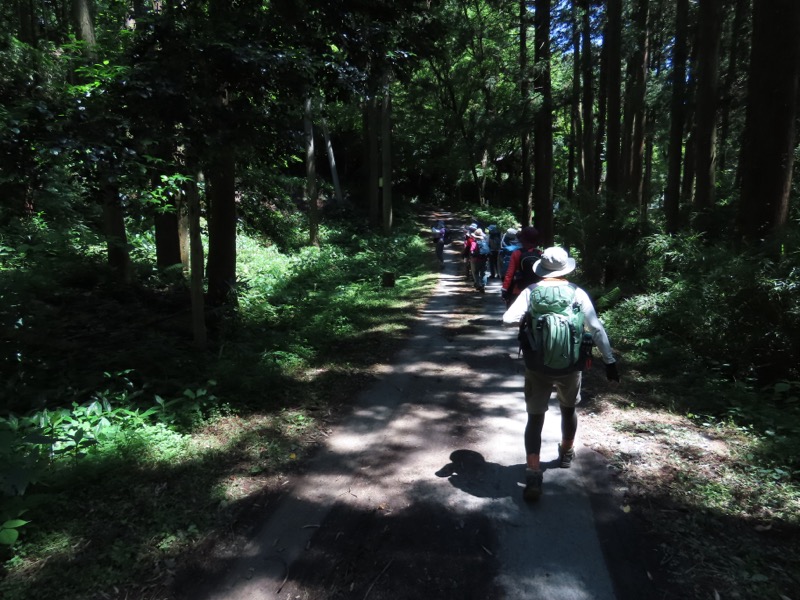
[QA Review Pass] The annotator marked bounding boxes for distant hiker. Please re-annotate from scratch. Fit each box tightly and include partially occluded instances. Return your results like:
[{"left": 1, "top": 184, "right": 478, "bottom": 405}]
[
  {"left": 497, "top": 228, "right": 521, "bottom": 281},
  {"left": 500, "top": 227, "right": 519, "bottom": 249},
  {"left": 462, "top": 223, "right": 478, "bottom": 281},
  {"left": 501, "top": 226, "right": 542, "bottom": 308},
  {"left": 502, "top": 247, "right": 619, "bottom": 502},
  {"left": 431, "top": 220, "right": 447, "bottom": 267},
  {"left": 469, "top": 228, "right": 490, "bottom": 293},
  {"left": 486, "top": 225, "right": 502, "bottom": 279}
]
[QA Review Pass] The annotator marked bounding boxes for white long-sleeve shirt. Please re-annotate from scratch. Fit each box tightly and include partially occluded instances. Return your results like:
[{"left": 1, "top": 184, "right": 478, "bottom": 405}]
[{"left": 502, "top": 279, "right": 616, "bottom": 365}]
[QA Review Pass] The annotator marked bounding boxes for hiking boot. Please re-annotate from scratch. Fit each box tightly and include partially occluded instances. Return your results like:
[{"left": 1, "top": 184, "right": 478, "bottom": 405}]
[
  {"left": 558, "top": 444, "right": 575, "bottom": 468},
  {"left": 523, "top": 469, "right": 543, "bottom": 502}
]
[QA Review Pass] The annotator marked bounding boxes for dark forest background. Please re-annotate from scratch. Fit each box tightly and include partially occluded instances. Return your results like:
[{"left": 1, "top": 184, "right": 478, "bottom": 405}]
[{"left": 1, "top": 1, "right": 799, "bottom": 598}]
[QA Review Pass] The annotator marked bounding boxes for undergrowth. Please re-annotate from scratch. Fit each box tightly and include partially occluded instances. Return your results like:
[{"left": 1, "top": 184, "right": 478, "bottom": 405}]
[{"left": 0, "top": 210, "right": 437, "bottom": 600}]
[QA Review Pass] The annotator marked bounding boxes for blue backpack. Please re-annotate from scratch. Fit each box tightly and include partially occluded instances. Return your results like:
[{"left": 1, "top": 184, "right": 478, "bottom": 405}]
[
  {"left": 472, "top": 237, "right": 491, "bottom": 256},
  {"left": 498, "top": 244, "right": 521, "bottom": 278}
]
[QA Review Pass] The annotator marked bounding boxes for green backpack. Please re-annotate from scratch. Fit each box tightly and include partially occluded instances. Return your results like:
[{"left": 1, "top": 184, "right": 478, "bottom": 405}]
[{"left": 518, "top": 283, "right": 590, "bottom": 374}]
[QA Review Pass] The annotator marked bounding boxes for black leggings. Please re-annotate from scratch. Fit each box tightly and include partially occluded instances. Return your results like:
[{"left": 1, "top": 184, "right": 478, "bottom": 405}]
[{"left": 524, "top": 406, "right": 577, "bottom": 455}]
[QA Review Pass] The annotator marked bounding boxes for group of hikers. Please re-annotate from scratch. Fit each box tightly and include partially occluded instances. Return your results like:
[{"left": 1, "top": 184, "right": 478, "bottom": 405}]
[{"left": 430, "top": 217, "right": 620, "bottom": 502}]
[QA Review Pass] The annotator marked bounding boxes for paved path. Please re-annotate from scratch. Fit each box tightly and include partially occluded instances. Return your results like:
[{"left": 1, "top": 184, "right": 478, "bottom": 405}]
[{"left": 188, "top": 214, "right": 653, "bottom": 600}]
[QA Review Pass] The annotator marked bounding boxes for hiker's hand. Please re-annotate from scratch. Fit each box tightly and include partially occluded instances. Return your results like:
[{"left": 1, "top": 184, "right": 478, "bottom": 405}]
[
  {"left": 605, "top": 362, "right": 620, "bottom": 382},
  {"left": 501, "top": 289, "right": 510, "bottom": 301}
]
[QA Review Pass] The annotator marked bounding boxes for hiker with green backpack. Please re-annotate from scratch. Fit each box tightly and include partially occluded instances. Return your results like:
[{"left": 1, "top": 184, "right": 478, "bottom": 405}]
[{"left": 502, "top": 246, "right": 619, "bottom": 502}]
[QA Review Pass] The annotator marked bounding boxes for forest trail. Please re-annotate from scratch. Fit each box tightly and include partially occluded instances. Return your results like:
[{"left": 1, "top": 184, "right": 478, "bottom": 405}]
[{"left": 178, "top": 212, "right": 654, "bottom": 600}]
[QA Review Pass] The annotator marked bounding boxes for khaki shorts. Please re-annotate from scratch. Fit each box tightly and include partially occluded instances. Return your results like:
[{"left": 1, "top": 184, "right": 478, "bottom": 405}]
[{"left": 524, "top": 369, "right": 582, "bottom": 414}]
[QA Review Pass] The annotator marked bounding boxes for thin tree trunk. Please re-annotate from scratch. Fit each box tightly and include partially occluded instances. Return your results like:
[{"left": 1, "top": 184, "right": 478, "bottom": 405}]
[
  {"left": 205, "top": 151, "right": 236, "bottom": 307},
  {"left": 738, "top": 0, "right": 800, "bottom": 243},
  {"left": 185, "top": 168, "right": 206, "bottom": 348},
  {"left": 580, "top": 0, "right": 595, "bottom": 203},
  {"left": 533, "top": 0, "right": 553, "bottom": 245},
  {"left": 629, "top": 0, "right": 650, "bottom": 210},
  {"left": 665, "top": 0, "right": 689, "bottom": 234},
  {"left": 102, "top": 182, "right": 131, "bottom": 282},
  {"left": 604, "top": 0, "right": 623, "bottom": 205},
  {"left": 681, "top": 37, "right": 699, "bottom": 206},
  {"left": 718, "top": 0, "right": 748, "bottom": 172},
  {"left": 520, "top": 0, "right": 533, "bottom": 225},
  {"left": 594, "top": 23, "right": 608, "bottom": 196},
  {"left": 567, "top": 4, "right": 586, "bottom": 202},
  {"left": 367, "top": 95, "right": 380, "bottom": 228},
  {"left": 319, "top": 101, "right": 343, "bottom": 206},
  {"left": 304, "top": 96, "right": 319, "bottom": 247},
  {"left": 381, "top": 83, "right": 392, "bottom": 235},
  {"left": 694, "top": 0, "right": 723, "bottom": 213},
  {"left": 177, "top": 193, "right": 190, "bottom": 273}
]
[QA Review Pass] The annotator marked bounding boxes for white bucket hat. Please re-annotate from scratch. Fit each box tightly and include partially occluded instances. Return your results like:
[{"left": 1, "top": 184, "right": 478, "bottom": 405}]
[{"left": 533, "top": 247, "right": 576, "bottom": 278}]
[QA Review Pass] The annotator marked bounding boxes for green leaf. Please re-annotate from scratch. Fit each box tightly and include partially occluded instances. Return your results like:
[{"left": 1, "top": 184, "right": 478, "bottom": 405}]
[
  {"left": 0, "top": 528, "right": 19, "bottom": 545},
  {"left": 2, "top": 519, "right": 29, "bottom": 529}
]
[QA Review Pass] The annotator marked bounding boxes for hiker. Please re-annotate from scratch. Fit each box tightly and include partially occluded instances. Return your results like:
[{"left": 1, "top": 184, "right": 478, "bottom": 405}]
[
  {"left": 502, "top": 246, "right": 619, "bottom": 502},
  {"left": 500, "top": 226, "right": 542, "bottom": 308},
  {"left": 500, "top": 227, "right": 519, "bottom": 249},
  {"left": 487, "top": 225, "right": 502, "bottom": 279},
  {"left": 469, "top": 228, "right": 490, "bottom": 293},
  {"left": 497, "top": 228, "right": 521, "bottom": 281},
  {"left": 462, "top": 223, "right": 478, "bottom": 281},
  {"left": 431, "top": 220, "right": 447, "bottom": 267}
]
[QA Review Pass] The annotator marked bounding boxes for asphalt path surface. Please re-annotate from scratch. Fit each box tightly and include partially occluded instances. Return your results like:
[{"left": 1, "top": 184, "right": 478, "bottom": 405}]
[{"left": 185, "top": 214, "right": 655, "bottom": 600}]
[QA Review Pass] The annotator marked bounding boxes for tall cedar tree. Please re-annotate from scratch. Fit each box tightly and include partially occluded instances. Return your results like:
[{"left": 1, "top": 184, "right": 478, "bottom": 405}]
[
  {"left": 520, "top": 0, "right": 533, "bottom": 225},
  {"left": 664, "top": 0, "right": 689, "bottom": 234},
  {"left": 693, "top": 0, "right": 723, "bottom": 214},
  {"left": 604, "top": 0, "right": 623, "bottom": 210},
  {"left": 738, "top": 0, "right": 800, "bottom": 243},
  {"left": 533, "top": 0, "right": 554, "bottom": 243}
]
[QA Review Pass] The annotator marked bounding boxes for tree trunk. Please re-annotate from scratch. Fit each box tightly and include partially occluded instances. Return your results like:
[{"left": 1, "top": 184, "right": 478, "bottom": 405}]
[
  {"left": 72, "top": 0, "right": 96, "bottom": 50},
  {"left": 102, "top": 182, "right": 131, "bottom": 282},
  {"left": 533, "top": 0, "right": 553, "bottom": 245},
  {"left": 594, "top": 23, "right": 608, "bottom": 196},
  {"left": 185, "top": 168, "right": 206, "bottom": 348},
  {"left": 154, "top": 208, "right": 181, "bottom": 269},
  {"left": 693, "top": 0, "right": 723, "bottom": 213},
  {"left": 681, "top": 37, "right": 699, "bottom": 206},
  {"left": 304, "top": 96, "right": 319, "bottom": 247},
  {"left": 568, "top": 3, "right": 582, "bottom": 201},
  {"left": 580, "top": 0, "right": 595, "bottom": 204},
  {"left": 738, "top": 0, "right": 800, "bottom": 243},
  {"left": 664, "top": 0, "right": 689, "bottom": 235},
  {"left": 604, "top": 0, "right": 623, "bottom": 205},
  {"left": 319, "top": 101, "right": 343, "bottom": 206},
  {"left": 17, "top": 0, "right": 36, "bottom": 44},
  {"left": 520, "top": 0, "right": 533, "bottom": 225},
  {"left": 205, "top": 151, "right": 237, "bottom": 307},
  {"left": 177, "top": 193, "right": 190, "bottom": 274},
  {"left": 367, "top": 95, "right": 380, "bottom": 228},
  {"left": 381, "top": 83, "right": 392, "bottom": 235},
  {"left": 718, "top": 0, "right": 748, "bottom": 172},
  {"left": 628, "top": 0, "right": 650, "bottom": 211}
]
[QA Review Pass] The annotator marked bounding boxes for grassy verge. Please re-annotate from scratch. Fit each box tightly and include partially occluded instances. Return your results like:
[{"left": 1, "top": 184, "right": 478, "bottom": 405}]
[
  {"left": 583, "top": 300, "right": 800, "bottom": 599},
  {"left": 0, "top": 215, "right": 439, "bottom": 600}
]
